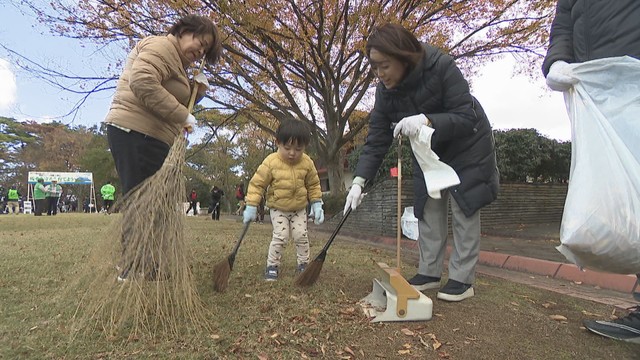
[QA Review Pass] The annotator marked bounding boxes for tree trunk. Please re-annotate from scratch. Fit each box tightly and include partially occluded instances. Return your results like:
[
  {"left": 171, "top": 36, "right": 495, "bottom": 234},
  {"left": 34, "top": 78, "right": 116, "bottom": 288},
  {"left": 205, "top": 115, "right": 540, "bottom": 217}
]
[{"left": 324, "top": 154, "right": 345, "bottom": 196}]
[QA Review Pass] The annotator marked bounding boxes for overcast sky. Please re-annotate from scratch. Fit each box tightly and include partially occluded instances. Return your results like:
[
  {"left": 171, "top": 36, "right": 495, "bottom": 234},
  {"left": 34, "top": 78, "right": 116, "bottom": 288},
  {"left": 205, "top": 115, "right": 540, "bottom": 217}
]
[{"left": 0, "top": 4, "right": 571, "bottom": 142}]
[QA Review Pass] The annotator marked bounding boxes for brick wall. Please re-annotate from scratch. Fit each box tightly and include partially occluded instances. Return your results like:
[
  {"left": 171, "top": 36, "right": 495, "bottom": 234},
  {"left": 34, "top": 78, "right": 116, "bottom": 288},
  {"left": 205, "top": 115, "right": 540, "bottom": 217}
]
[{"left": 329, "top": 179, "right": 567, "bottom": 238}]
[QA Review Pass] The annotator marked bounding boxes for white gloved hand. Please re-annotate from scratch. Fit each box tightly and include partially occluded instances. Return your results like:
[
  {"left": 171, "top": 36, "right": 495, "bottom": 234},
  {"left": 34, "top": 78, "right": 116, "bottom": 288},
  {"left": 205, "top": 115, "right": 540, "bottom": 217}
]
[
  {"left": 309, "top": 201, "right": 324, "bottom": 225},
  {"left": 546, "top": 61, "right": 577, "bottom": 92},
  {"left": 393, "top": 113, "right": 429, "bottom": 138},
  {"left": 343, "top": 176, "right": 366, "bottom": 215},
  {"left": 243, "top": 205, "right": 257, "bottom": 224},
  {"left": 184, "top": 113, "right": 197, "bottom": 133},
  {"left": 194, "top": 72, "right": 209, "bottom": 90}
]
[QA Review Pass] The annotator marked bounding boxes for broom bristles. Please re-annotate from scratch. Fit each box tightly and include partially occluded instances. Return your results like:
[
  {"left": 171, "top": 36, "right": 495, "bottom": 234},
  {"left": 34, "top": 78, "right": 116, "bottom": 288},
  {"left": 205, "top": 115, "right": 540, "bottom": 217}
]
[
  {"left": 212, "top": 257, "right": 232, "bottom": 292},
  {"left": 66, "top": 134, "right": 215, "bottom": 341},
  {"left": 294, "top": 258, "right": 325, "bottom": 287}
]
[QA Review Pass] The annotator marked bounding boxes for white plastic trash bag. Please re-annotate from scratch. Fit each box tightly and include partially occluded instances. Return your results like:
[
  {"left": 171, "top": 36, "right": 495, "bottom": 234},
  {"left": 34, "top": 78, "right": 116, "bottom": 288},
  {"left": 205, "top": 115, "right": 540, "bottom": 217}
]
[
  {"left": 409, "top": 126, "right": 460, "bottom": 199},
  {"left": 401, "top": 206, "right": 419, "bottom": 240},
  {"left": 557, "top": 56, "right": 640, "bottom": 274}
]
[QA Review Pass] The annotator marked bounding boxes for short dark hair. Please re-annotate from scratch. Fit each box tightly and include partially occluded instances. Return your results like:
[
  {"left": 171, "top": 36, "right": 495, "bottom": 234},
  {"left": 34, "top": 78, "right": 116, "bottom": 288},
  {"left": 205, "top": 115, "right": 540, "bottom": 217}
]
[
  {"left": 276, "top": 120, "right": 311, "bottom": 146},
  {"left": 168, "top": 14, "right": 222, "bottom": 64},
  {"left": 366, "top": 23, "right": 424, "bottom": 69}
]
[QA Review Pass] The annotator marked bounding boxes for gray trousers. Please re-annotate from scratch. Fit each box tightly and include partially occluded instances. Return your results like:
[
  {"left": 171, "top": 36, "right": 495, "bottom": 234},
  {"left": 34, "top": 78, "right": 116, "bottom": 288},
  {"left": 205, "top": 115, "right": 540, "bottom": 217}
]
[{"left": 417, "top": 190, "right": 481, "bottom": 285}]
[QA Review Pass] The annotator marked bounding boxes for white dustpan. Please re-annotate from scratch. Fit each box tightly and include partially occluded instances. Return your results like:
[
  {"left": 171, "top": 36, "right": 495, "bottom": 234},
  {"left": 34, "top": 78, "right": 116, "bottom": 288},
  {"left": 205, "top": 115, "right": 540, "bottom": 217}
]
[{"left": 360, "top": 137, "right": 432, "bottom": 322}]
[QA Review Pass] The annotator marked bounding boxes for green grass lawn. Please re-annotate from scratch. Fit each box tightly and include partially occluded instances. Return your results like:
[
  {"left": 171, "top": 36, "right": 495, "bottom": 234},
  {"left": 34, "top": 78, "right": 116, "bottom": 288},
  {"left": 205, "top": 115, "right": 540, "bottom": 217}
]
[{"left": 1, "top": 213, "right": 638, "bottom": 359}]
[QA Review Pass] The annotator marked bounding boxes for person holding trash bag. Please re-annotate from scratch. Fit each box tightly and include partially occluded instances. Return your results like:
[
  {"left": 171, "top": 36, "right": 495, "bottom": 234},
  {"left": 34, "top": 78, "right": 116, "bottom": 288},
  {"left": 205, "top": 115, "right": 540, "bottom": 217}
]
[
  {"left": 344, "top": 23, "right": 499, "bottom": 302},
  {"left": 543, "top": 0, "right": 640, "bottom": 344}
]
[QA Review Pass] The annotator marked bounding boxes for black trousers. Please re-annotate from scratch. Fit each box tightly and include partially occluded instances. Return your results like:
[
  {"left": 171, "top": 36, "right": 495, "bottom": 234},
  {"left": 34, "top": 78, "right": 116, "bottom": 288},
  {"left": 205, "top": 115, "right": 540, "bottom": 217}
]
[
  {"left": 211, "top": 201, "right": 220, "bottom": 220},
  {"left": 186, "top": 200, "right": 198, "bottom": 215},
  {"left": 107, "top": 125, "right": 170, "bottom": 195},
  {"left": 46, "top": 197, "right": 59, "bottom": 215},
  {"left": 107, "top": 125, "right": 171, "bottom": 279},
  {"left": 34, "top": 199, "right": 45, "bottom": 215}
]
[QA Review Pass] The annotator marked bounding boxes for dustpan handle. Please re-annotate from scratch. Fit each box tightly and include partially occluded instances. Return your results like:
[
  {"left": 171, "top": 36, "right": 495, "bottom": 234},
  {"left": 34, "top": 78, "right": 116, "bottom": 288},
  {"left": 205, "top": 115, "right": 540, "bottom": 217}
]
[{"left": 396, "top": 136, "right": 402, "bottom": 269}]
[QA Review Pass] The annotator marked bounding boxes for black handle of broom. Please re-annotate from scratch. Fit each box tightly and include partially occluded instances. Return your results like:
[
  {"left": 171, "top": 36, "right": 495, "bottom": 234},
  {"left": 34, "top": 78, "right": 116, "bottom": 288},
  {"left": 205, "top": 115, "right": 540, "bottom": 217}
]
[
  {"left": 228, "top": 221, "right": 250, "bottom": 267},
  {"left": 314, "top": 207, "right": 352, "bottom": 261}
]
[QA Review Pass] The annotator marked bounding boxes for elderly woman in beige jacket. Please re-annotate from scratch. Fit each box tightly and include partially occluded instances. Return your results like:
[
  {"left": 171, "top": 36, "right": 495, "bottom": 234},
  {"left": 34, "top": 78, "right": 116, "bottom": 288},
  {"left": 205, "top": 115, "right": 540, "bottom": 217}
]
[
  {"left": 105, "top": 14, "right": 222, "bottom": 281},
  {"left": 105, "top": 14, "right": 222, "bottom": 196}
]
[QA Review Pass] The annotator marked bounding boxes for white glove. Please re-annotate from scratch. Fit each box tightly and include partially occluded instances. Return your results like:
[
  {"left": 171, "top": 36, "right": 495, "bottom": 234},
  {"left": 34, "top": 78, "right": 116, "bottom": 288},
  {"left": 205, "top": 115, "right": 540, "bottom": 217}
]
[
  {"left": 243, "top": 205, "right": 257, "bottom": 224},
  {"left": 393, "top": 113, "right": 429, "bottom": 138},
  {"left": 546, "top": 61, "right": 577, "bottom": 92},
  {"left": 309, "top": 202, "right": 324, "bottom": 225},
  {"left": 343, "top": 176, "right": 366, "bottom": 215},
  {"left": 184, "top": 113, "right": 196, "bottom": 133},
  {"left": 194, "top": 72, "right": 209, "bottom": 90}
]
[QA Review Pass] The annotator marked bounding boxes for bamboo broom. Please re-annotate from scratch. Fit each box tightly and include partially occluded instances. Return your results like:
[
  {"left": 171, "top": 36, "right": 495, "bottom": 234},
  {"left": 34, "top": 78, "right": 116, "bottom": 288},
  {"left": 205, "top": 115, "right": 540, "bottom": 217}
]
[
  {"left": 212, "top": 221, "right": 250, "bottom": 292},
  {"left": 294, "top": 207, "right": 353, "bottom": 287},
  {"left": 71, "top": 60, "right": 211, "bottom": 340}
]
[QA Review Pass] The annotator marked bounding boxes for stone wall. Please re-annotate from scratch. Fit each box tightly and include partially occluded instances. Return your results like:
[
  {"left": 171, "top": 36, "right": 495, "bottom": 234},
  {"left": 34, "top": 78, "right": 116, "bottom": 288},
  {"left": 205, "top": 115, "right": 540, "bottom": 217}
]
[{"left": 329, "top": 179, "right": 568, "bottom": 238}]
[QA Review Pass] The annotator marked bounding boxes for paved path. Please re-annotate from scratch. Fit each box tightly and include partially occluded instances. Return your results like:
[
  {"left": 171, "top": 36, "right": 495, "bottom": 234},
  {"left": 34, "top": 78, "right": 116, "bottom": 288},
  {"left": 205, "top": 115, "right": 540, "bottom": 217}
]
[
  {"left": 218, "top": 214, "right": 638, "bottom": 310},
  {"left": 308, "top": 221, "right": 639, "bottom": 311}
]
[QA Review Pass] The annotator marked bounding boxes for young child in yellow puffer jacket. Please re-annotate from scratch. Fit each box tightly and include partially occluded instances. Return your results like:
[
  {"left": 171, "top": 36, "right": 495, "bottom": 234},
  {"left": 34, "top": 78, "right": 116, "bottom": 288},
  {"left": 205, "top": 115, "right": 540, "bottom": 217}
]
[{"left": 243, "top": 120, "right": 324, "bottom": 281}]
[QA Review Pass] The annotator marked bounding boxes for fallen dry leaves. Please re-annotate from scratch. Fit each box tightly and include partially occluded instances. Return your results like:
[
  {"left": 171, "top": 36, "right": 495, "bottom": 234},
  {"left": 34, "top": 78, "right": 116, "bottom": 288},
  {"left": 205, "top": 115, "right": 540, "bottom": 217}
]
[{"left": 550, "top": 314, "right": 568, "bottom": 322}]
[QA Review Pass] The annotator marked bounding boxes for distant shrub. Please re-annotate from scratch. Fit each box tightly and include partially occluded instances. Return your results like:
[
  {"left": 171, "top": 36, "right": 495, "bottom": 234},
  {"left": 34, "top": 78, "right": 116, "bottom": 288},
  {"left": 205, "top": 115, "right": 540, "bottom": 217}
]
[{"left": 322, "top": 192, "right": 345, "bottom": 217}]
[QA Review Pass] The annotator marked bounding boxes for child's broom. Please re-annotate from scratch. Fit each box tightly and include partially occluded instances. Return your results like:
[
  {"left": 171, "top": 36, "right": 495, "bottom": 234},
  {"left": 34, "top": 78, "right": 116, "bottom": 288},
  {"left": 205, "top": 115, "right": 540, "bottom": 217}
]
[
  {"left": 212, "top": 221, "right": 250, "bottom": 292},
  {"left": 294, "top": 207, "right": 353, "bottom": 287}
]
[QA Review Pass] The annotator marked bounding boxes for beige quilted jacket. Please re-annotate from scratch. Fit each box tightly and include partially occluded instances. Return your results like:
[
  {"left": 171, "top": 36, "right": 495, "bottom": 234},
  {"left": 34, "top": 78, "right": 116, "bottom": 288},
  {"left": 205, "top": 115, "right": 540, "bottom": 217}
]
[{"left": 104, "top": 35, "right": 193, "bottom": 145}]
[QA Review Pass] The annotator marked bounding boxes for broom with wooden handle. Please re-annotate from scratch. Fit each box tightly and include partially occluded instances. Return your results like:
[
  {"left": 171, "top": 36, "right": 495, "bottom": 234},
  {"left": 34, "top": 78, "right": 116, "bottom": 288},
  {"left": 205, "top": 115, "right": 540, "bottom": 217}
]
[
  {"left": 294, "top": 207, "right": 353, "bottom": 287},
  {"left": 212, "top": 221, "right": 250, "bottom": 292},
  {"left": 74, "top": 60, "right": 212, "bottom": 340}
]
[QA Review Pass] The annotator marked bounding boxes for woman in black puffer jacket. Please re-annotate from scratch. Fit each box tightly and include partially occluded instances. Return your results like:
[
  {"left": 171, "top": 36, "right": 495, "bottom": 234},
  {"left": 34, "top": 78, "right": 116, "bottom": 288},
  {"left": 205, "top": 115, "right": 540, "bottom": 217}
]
[
  {"left": 344, "top": 24, "right": 499, "bottom": 302},
  {"left": 542, "top": 0, "right": 640, "bottom": 77}
]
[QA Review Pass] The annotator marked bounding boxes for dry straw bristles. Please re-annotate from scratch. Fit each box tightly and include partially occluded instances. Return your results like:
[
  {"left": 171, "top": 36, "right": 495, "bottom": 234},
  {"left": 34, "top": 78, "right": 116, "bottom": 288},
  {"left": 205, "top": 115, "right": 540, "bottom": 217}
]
[
  {"left": 212, "top": 222, "right": 250, "bottom": 292},
  {"left": 68, "top": 134, "right": 213, "bottom": 341},
  {"left": 295, "top": 208, "right": 352, "bottom": 287}
]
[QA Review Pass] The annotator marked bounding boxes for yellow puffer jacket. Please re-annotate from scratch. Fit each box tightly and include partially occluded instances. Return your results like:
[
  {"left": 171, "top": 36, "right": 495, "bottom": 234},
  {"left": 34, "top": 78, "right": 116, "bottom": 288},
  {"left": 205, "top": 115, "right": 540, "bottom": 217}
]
[
  {"left": 104, "top": 35, "right": 193, "bottom": 146},
  {"left": 246, "top": 152, "right": 322, "bottom": 212}
]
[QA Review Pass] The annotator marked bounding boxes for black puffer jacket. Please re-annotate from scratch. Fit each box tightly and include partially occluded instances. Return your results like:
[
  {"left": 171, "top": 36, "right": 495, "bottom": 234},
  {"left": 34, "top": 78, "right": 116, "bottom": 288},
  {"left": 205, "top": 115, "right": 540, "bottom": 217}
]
[
  {"left": 542, "top": 0, "right": 640, "bottom": 76},
  {"left": 354, "top": 44, "right": 499, "bottom": 218}
]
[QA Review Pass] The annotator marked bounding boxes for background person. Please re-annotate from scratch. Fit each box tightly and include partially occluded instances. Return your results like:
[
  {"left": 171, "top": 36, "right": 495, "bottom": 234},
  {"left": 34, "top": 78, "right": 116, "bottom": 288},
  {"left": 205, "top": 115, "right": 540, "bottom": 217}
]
[
  {"left": 255, "top": 195, "right": 266, "bottom": 224},
  {"left": 102, "top": 14, "right": 222, "bottom": 281},
  {"left": 543, "top": 0, "right": 640, "bottom": 343},
  {"left": 0, "top": 185, "right": 5, "bottom": 213},
  {"left": 243, "top": 120, "right": 324, "bottom": 281},
  {"left": 100, "top": 181, "right": 116, "bottom": 213},
  {"left": 33, "top": 178, "right": 46, "bottom": 216},
  {"left": 45, "top": 180, "right": 62, "bottom": 216},
  {"left": 234, "top": 183, "right": 245, "bottom": 216},
  {"left": 344, "top": 24, "right": 499, "bottom": 302},
  {"left": 6, "top": 185, "right": 20, "bottom": 214},
  {"left": 186, "top": 189, "right": 198, "bottom": 215},
  {"left": 209, "top": 185, "right": 224, "bottom": 220}
]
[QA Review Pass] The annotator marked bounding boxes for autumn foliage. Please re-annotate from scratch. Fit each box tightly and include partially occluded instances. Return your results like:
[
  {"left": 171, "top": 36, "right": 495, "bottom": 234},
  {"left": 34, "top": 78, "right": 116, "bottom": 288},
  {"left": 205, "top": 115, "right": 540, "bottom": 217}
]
[{"left": 24, "top": 0, "right": 557, "bottom": 193}]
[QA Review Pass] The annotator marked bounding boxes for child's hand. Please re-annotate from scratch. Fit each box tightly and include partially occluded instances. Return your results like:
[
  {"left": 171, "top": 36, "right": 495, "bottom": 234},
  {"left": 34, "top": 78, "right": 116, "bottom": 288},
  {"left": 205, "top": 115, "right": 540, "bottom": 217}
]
[
  {"left": 309, "top": 202, "right": 324, "bottom": 225},
  {"left": 243, "top": 205, "right": 257, "bottom": 224}
]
